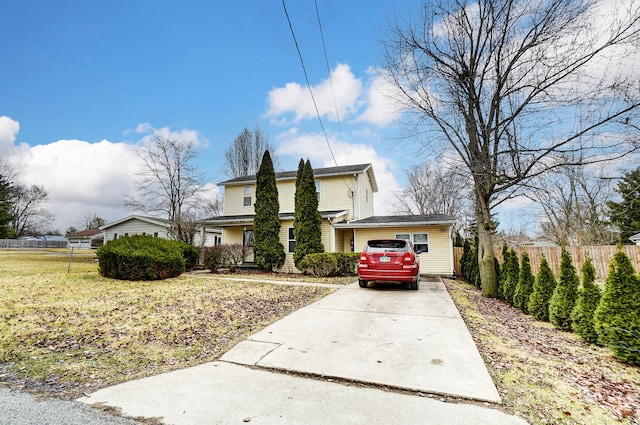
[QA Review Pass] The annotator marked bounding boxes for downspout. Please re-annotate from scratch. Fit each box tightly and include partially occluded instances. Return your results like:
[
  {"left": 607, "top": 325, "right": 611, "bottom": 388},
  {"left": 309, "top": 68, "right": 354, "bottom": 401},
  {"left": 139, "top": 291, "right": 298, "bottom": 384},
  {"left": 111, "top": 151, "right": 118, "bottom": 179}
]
[{"left": 354, "top": 173, "right": 360, "bottom": 219}]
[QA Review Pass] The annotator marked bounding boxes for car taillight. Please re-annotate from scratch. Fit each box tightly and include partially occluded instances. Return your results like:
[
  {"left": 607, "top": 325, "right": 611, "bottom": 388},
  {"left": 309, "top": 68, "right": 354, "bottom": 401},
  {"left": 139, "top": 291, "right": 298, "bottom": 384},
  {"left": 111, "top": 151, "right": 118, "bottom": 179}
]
[
  {"left": 403, "top": 253, "right": 414, "bottom": 263},
  {"left": 359, "top": 254, "right": 368, "bottom": 263}
]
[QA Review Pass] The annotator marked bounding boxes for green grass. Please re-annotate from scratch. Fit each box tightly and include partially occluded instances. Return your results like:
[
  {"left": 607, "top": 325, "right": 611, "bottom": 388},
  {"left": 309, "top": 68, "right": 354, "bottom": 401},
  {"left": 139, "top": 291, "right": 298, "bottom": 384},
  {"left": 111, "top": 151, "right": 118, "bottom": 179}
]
[{"left": 0, "top": 249, "right": 335, "bottom": 398}]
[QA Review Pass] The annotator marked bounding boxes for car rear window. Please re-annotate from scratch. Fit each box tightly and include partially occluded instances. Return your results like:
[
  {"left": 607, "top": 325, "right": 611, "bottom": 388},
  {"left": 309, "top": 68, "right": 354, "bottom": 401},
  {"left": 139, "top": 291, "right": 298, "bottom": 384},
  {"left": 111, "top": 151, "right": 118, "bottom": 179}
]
[{"left": 366, "top": 240, "right": 407, "bottom": 253}]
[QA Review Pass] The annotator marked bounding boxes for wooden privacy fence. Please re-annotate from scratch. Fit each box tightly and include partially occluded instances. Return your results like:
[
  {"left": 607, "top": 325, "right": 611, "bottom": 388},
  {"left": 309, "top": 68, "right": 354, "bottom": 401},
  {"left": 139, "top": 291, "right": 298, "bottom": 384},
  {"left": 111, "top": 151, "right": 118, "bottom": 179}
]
[{"left": 453, "top": 245, "right": 640, "bottom": 281}]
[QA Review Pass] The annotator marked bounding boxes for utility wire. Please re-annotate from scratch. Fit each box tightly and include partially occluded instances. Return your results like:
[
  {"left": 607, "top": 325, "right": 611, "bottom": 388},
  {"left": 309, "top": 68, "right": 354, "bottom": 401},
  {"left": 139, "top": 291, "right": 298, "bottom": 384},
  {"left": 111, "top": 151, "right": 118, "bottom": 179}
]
[
  {"left": 281, "top": 0, "right": 339, "bottom": 168},
  {"left": 314, "top": 0, "right": 343, "bottom": 135}
]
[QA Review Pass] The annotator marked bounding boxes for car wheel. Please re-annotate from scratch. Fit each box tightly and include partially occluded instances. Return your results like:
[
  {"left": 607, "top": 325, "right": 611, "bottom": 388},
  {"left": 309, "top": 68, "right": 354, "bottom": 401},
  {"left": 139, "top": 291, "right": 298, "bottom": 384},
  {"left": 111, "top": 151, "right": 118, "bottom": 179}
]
[
  {"left": 359, "top": 279, "right": 367, "bottom": 288},
  {"left": 411, "top": 275, "right": 419, "bottom": 290}
]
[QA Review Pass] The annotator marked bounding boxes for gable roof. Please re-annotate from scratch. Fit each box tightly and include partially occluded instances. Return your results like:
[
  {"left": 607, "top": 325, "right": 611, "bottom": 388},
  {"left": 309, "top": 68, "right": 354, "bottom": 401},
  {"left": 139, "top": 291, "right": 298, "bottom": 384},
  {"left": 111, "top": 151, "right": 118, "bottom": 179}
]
[
  {"left": 100, "top": 215, "right": 170, "bottom": 230},
  {"left": 630, "top": 232, "right": 640, "bottom": 242},
  {"left": 334, "top": 214, "right": 456, "bottom": 228},
  {"left": 218, "top": 163, "right": 378, "bottom": 192},
  {"left": 67, "top": 229, "right": 103, "bottom": 239}
]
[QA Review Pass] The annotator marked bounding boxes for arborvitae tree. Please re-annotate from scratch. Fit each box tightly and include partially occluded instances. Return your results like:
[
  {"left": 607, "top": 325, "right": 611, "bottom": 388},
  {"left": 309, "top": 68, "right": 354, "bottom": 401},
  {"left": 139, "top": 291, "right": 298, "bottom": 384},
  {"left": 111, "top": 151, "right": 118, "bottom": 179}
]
[
  {"left": 497, "top": 243, "right": 509, "bottom": 299},
  {"left": 469, "top": 238, "right": 481, "bottom": 288},
  {"left": 0, "top": 173, "right": 14, "bottom": 238},
  {"left": 570, "top": 256, "right": 601, "bottom": 342},
  {"left": 594, "top": 250, "right": 640, "bottom": 365},
  {"left": 514, "top": 252, "right": 535, "bottom": 314},
  {"left": 502, "top": 248, "right": 520, "bottom": 305},
  {"left": 549, "top": 247, "right": 580, "bottom": 330},
  {"left": 253, "top": 151, "right": 285, "bottom": 270},
  {"left": 528, "top": 255, "right": 557, "bottom": 322},
  {"left": 293, "top": 159, "right": 324, "bottom": 269},
  {"left": 461, "top": 239, "right": 472, "bottom": 279}
]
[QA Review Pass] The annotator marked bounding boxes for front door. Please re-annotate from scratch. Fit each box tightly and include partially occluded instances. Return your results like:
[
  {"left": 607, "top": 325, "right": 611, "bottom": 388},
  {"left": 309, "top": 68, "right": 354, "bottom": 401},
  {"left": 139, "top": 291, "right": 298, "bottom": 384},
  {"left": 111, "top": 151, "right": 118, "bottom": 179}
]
[{"left": 243, "top": 229, "right": 255, "bottom": 262}]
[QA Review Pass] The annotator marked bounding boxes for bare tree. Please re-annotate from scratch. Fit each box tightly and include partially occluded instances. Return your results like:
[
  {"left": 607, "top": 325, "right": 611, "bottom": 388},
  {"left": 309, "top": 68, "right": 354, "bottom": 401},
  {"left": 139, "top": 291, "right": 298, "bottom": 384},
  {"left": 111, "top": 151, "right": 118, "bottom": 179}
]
[
  {"left": 125, "top": 137, "right": 205, "bottom": 243},
  {"left": 395, "top": 161, "right": 473, "bottom": 235},
  {"left": 79, "top": 213, "right": 106, "bottom": 230},
  {"left": 223, "top": 126, "right": 280, "bottom": 178},
  {"left": 10, "top": 184, "right": 54, "bottom": 236},
  {"left": 383, "top": 0, "right": 640, "bottom": 296},
  {"left": 528, "top": 164, "right": 616, "bottom": 246}
]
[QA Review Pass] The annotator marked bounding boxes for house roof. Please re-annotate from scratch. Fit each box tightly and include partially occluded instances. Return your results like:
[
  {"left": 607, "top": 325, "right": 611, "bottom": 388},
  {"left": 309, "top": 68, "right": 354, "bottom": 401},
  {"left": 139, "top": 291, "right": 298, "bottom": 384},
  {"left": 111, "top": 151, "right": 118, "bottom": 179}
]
[
  {"left": 100, "top": 215, "right": 170, "bottom": 230},
  {"left": 67, "top": 229, "right": 103, "bottom": 239},
  {"left": 218, "top": 163, "right": 378, "bottom": 192},
  {"left": 333, "top": 214, "right": 456, "bottom": 228},
  {"left": 630, "top": 232, "right": 640, "bottom": 241},
  {"left": 202, "top": 210, "right": 350, "bottom": 226}
]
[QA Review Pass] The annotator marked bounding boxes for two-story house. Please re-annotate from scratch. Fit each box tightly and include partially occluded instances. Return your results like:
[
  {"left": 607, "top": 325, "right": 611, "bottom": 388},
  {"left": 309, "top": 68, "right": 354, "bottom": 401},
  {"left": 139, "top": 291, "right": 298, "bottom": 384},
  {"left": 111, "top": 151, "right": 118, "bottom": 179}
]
[{"left": 203, "top": 163, "right": 455, "bottom": 276}]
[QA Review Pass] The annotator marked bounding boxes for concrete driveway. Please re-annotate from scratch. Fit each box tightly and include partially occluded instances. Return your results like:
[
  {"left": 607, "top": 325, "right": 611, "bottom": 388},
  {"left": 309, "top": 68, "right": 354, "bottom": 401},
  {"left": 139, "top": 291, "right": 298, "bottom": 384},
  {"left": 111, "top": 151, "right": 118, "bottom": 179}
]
[{"left": 79, "top": 277, "right": 528, "bottom": 424}]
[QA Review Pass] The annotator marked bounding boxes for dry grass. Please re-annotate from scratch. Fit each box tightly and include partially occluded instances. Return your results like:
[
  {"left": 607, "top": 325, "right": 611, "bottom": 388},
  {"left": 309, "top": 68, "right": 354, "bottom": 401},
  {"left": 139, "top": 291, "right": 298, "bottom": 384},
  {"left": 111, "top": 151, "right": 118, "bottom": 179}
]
[
  {"left": 0, "top": 249, "right": 335, "bottom": 399},
  {"left": 445, "top": 279, "right": 639, "bottom": 425}
]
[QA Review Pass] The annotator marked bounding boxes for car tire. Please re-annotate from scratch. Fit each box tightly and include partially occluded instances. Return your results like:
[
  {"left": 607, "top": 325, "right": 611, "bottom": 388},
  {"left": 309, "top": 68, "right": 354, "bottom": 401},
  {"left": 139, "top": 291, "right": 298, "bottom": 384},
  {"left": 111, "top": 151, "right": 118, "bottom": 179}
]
[
  {"left": 359, "top": 279, "right": 367, "bottom": 288},
  {"left": 411, "top": 275, "right": 419, "bottom": 290}
]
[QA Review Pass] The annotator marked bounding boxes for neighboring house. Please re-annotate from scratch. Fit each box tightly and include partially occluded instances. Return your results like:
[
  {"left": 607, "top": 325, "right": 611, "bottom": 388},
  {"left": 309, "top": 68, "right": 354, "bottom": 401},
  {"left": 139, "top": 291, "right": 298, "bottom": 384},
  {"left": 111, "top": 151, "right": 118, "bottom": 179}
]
[
  {"left": 67, "top": 229, "right": 104, "bottom": 249},
  {"left": 630, "top": 232, "right": 640, "bottom": 246},
  {"left": 203, "top": 163, "right": 456, "bottom": 276},
  {"left": 100, "top": 215, "right": 222, "bottom": 247}
]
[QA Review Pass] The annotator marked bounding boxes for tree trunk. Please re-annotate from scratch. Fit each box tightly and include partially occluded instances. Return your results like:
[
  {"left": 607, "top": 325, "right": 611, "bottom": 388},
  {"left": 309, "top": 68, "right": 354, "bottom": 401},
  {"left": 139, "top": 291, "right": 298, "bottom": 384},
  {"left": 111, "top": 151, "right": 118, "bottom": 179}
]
[{"left": 477, "top": 198, "right": 498, "bottom": 297}]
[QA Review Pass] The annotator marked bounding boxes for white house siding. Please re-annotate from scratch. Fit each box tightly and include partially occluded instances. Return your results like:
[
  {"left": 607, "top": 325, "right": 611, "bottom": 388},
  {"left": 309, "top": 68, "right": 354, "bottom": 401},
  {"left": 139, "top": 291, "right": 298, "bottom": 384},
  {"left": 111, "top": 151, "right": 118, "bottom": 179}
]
[
  {"left": 353, "top": 226, "right": 453, "bottom": 276},
  {"left": 103, "top": 220, "right": 169, "bottom": 242}
]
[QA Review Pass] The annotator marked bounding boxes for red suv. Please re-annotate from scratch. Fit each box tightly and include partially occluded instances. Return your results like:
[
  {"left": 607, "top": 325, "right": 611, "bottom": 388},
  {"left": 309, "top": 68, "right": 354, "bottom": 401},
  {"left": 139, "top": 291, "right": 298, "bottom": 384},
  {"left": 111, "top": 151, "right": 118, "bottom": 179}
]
[{"left": 357, "top": 239, "right": 421, "bottom": 290}]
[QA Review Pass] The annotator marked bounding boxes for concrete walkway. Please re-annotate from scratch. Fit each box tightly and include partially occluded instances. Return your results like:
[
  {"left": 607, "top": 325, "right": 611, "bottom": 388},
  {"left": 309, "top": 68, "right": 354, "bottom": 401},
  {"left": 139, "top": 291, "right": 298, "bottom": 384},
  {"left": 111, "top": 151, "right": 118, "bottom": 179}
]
[{"left": 79, "top": 277, "right": 528, "bottom": 424}]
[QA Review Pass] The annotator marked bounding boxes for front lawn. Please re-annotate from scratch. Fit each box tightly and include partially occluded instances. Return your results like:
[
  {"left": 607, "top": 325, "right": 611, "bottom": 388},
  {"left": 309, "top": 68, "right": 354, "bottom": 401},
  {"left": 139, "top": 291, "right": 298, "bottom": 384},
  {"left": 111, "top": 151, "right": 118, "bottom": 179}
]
[{"left": 0, "top": 249, "right": 335, "bottom": 399}]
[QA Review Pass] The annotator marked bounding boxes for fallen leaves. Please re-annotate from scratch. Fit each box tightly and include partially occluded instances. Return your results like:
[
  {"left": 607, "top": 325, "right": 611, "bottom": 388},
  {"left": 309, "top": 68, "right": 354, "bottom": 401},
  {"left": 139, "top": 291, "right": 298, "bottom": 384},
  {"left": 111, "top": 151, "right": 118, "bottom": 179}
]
[{"left": 444, "top": 279, "right": 639, "bottom": 425}]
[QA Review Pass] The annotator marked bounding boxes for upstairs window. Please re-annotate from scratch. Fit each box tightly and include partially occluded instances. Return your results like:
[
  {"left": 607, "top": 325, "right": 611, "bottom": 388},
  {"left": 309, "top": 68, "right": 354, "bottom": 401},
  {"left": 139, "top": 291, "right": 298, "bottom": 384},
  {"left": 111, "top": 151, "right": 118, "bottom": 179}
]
[
  {"left": 243, "top": 186, "right": 253, "bottom": 207},
  {"left": 315, "top": 180, "right": 321, "bottom": 201}
]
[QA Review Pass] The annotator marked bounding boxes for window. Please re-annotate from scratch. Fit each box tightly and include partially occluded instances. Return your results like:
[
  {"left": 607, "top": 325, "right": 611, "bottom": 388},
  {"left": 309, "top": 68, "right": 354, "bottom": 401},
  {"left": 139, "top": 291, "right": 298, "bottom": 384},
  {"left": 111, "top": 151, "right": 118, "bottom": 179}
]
[
  {"left": 315, "top": 180, "right": 321, "bottom": 201},
  {"left": 288, "top": 227, "right": 296, "bottom": 253},
  {"left": 413, "top": 233, "right": 429, "bottom": 253},
  {"left": 395, "top": 233, "right": 410, "bottom": 241},
  {"left": 113, "top": 233, "right": 118, "bottom": 240},
  {"left": 366, "top": 188, "right": 369, "bottom": 203},
  {"left": 153, "top": 232, "right": 158, "bottom": 238},
  {"left": 243, "top": 186, "right": 253, "bottom": 207}
]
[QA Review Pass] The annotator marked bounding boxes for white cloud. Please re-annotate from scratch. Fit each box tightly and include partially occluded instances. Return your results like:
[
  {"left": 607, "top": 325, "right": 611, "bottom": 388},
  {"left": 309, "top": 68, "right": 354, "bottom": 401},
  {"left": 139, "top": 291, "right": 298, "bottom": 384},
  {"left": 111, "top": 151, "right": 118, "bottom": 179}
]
[
  {"left": 356, "top": 68, "right": 404, "bottom": 127},
  {"left": 135, "top": 123, "right": 210, "bottom": 149},
  {"left": 265, "top": 63, "right": 363, "bottom": 123},
  {"left": 275, "top": 129, "right": 400, "bottom": 215},
  {"left": 0, "top": 116, "right": 215, "bottom": 232}
]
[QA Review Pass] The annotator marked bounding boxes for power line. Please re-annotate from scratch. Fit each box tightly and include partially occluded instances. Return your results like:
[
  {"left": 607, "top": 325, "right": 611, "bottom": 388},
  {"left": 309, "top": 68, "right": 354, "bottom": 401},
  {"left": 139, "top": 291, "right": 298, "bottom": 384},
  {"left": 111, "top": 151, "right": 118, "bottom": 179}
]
[
  {"left": 314, "top": 0, "right": 343, "bottom": 135},
  {"left": 281, "top": 0, "right": 339, "bottom": 168}
]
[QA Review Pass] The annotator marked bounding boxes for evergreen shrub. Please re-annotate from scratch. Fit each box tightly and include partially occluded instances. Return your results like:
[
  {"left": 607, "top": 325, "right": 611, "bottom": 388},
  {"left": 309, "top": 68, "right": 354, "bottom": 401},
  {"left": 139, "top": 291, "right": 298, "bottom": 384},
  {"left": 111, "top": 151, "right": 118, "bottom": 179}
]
[
  {"left": 528, "top": 255, "right": 557, "bottom": 321},
  {"left": 97, "top": 235, "right": 185, "bottom": 280},
  {"left": 514, "top": 252, "right": 534, "bottom": 314},
  {"left": 570, "top": 255, "right": 601, "bottom": 342},
  {"left": 303, "top": 253, "right": 338, "bottom": 277},
  {"left": 594, "top": 250, "right": 640, "bottom": 365},
  {"left": 549, "top": 247, "right": 580, "bottom": 330},
  {"left": 502, "top": 248, "right": 520, "bottom": 305}
]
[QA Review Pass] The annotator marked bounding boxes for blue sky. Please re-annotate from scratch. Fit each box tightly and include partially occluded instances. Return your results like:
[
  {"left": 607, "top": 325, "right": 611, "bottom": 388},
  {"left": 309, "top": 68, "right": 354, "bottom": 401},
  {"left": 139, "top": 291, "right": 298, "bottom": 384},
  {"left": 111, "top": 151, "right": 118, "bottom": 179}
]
[{"left": 1, "top": 0, "right": 433, "bottom": 232}]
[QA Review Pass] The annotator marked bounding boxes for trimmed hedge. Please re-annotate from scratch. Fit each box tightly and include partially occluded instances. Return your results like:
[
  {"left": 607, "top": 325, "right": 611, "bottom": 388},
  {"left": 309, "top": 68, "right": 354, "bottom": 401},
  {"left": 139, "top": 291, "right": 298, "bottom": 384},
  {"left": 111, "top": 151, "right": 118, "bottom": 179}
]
[
  {"left": 302, "top": 252, "right": 359, "bottom": 277},
  {"left": 97, "top": 235, "right": 186, "bottom": 280}
]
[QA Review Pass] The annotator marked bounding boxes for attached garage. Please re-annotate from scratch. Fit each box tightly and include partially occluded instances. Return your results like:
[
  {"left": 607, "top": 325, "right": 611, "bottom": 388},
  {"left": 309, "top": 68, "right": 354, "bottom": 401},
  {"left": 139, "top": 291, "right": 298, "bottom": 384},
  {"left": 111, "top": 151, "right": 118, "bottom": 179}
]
[{"left": 334, "top": 214, "right": 455, "bottom": 277}]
